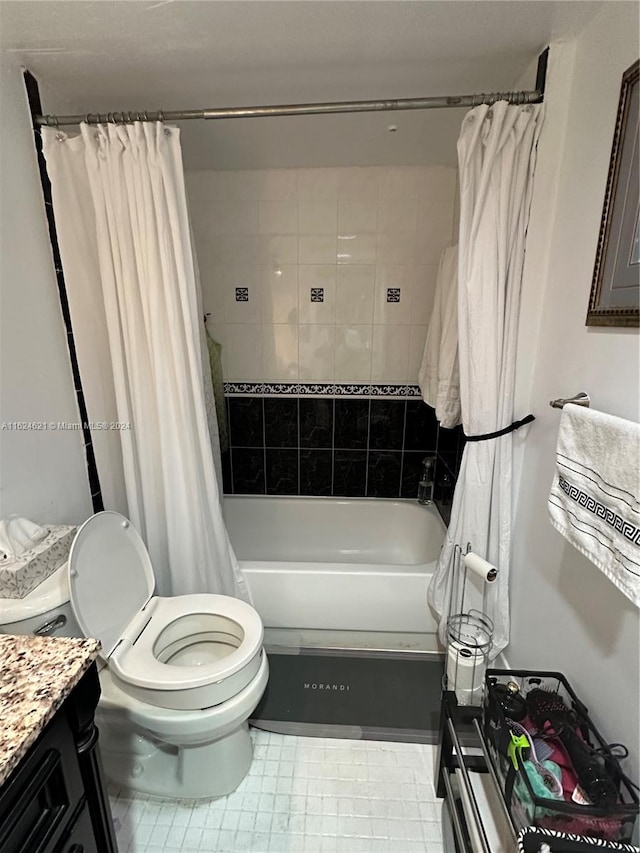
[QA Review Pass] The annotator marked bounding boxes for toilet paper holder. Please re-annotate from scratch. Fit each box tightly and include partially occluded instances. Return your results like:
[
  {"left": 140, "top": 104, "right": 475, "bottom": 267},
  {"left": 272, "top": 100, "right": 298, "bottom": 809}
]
[{"left": 445, "top": 543, "right": 497, "bottom": 707}]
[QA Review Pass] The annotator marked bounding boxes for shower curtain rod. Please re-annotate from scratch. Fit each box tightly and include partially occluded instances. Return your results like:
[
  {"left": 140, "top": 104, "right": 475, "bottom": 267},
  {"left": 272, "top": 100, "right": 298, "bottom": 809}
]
[
  {"left": 35, "top": 88, "right": 543, "bottom": 127},
  {"left": 35, "top": 48, "right": 549, "bottom": 127}
]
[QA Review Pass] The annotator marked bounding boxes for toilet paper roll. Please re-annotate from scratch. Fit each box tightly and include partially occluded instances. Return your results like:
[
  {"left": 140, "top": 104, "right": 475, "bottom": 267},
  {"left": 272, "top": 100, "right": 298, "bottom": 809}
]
[
  {"left": 463, "top": 551, "right": 497, "bottom": 583},
  {"left": 447, "top": 642, "right": 486, "bottom": 706}
]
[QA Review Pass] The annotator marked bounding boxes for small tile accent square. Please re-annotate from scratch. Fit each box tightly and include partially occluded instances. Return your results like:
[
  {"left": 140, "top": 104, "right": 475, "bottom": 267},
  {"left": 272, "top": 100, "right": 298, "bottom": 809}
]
[
  {"left": 235, "top": 287, "right": 249, "bottom": 302},
  {"left": 386, "top": 287, "right": 401, "bottom": 303},
  {"left": 310, "top": 287, "right": 325, "bottom": 303}
]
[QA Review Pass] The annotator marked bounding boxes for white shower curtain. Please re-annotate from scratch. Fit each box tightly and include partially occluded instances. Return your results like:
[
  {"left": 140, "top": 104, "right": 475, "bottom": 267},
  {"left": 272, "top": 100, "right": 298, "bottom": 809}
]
[
  {"left": 42, "top": 122, "right": 247, "bottom": 600},
  {"left": 428, "top": 102, "right": 543, "bottom": 656}
]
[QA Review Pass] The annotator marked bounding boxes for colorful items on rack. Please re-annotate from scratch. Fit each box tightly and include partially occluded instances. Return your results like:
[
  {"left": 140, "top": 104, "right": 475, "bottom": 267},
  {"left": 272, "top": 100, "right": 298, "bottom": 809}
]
[
  {"left": 526, "top": 688, "right": 620, "bottom": 809},
  {"left": 514, "top": 760, "right": 564, "bottom": 816},
  {"left": 506, "top": 721, "right": 563, "bottom": 796},
  {"left": 483, "top": 671, "right": 639, "bottom": 844}
]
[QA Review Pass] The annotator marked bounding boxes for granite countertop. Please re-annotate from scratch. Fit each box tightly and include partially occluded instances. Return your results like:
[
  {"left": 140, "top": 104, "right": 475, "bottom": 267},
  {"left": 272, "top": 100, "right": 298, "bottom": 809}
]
[{"left": 0, "top": 634, "right": 100, "bottom": 786}]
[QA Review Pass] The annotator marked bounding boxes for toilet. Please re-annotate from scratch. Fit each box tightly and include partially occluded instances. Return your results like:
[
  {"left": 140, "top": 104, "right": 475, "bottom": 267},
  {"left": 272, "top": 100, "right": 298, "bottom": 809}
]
[
  {"left": 0, "top": 511, "right": 269, "bottom": 800},
  {"left": 0, "top": 561, "right": 80, "bottom": 638}
]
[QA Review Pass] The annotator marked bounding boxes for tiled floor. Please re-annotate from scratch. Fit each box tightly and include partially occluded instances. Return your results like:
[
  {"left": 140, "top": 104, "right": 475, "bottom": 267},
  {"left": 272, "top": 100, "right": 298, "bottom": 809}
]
[{"left": 110, "top": 730, "right": 445, "bottom": 853}]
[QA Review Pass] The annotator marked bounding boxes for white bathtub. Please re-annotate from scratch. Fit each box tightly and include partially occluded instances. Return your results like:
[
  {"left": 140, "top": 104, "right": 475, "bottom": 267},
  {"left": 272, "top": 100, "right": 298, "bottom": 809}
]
[{"left": 223, "top": 496, "right": 445, "bottom": 635}]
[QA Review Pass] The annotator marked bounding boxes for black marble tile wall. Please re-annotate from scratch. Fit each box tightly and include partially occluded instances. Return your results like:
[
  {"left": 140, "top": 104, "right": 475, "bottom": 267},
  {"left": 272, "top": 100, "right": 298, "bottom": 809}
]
[
  {"left": 367, "top": 451, "right": 403, "bottom": 498},
  {"left": 224, "top": 396, "right": 458, "bottom": 507},
  {"left": 264, "top": 398, "right": 298, "bottom": 448},
  {"left": 300, "top": 449, "right": 332, "bottom": 495},
  {"left": 433, "top": 424, "right": 465, "bottom": 525},
  {"left": 265, "top": 449, "right": 298, "bottom": 495},
  {"left": 228, "top": 397, "right": 264, "bottom": 447},
  {"left": 369, "top": 401, "right": 405, "bottom": 450},
  {"left": 404, "top": 400, "right": 439, "bottom": 451},
  {"left": 229, "top": 447, "right": 265, "bottom": 494},
  {"left": 333, "top": 450, "right": 368, "bottom": 497},
  {"left": 334, "top": 399, "right": 369, "bottom": 449},
  {"left": 300, "top": 398, "right": 333, "bottom": 448}
]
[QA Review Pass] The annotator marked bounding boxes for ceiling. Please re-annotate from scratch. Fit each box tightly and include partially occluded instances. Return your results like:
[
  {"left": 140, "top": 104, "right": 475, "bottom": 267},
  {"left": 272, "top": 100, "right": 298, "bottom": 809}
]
[{"left": 1, "top": 1, "right": 605, "bottom": 169}]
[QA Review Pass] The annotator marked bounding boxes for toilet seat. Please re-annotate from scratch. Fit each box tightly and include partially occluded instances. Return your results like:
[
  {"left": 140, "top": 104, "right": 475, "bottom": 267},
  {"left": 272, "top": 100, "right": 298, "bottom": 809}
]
[
  {"left": 69, "top": 511, "right": 264, "bottom": 711},
  {"left": 110, "top": 593, "right": 263, "bottom": 710}
]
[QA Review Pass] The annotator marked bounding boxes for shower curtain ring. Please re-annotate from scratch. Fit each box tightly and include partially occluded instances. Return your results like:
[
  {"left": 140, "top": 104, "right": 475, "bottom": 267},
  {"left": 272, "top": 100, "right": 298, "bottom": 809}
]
[
  {"left": 53, "top": 114, "right": 66, "bottom": 142},
  {"left": 158, "top": 110, "right": 164, "bottom": 123}
]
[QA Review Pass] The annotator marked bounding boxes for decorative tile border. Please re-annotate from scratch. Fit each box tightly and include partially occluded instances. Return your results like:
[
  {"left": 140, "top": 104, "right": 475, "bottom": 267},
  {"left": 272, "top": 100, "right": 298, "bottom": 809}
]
[{"left": 224, "top": 382, "right": 423, "bottom": 399}]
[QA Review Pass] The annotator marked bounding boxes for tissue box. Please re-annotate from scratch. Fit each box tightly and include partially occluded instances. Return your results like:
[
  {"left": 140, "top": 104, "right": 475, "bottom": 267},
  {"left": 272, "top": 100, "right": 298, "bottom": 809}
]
[{"left": 0, "top": 525, "right": 76, "bottom": 599}]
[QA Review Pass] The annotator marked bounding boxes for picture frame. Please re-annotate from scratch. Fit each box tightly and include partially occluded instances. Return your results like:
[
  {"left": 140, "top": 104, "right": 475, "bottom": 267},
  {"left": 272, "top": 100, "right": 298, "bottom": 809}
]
[{"left": 587, "top": 59, "right": 639, "bottom": 327}]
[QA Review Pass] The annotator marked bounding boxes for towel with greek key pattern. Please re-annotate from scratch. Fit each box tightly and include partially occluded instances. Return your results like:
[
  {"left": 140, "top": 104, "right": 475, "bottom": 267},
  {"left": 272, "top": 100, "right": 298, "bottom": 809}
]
[{"left": 548, "top": 403, "right": 640, "bottom": 607}]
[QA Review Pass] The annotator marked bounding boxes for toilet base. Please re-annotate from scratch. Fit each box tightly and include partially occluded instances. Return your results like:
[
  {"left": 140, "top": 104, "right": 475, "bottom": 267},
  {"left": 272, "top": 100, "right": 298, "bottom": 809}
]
[{"left": 99, "top": 719, "right": 254, "bottom": 799}]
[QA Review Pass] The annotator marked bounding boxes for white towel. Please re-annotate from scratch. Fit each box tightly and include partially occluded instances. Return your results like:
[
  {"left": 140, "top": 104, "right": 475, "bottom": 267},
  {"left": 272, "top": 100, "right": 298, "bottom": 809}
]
[
  {"left": 548, "top": 404, "right": 640, "bottom": 607},
  {"left": 418, "top": 244, "right": 461, "bottom": 428}
]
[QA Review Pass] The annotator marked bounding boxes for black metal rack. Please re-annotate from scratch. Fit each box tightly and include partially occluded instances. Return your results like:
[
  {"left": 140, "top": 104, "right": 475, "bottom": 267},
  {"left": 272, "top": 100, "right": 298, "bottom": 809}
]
[{"left": 435, "top": 690, "right": 640, "bottom": 853}]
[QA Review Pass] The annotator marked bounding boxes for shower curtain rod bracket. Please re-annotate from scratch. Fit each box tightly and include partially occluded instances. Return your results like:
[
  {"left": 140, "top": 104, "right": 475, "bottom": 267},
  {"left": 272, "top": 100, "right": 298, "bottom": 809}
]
[{"left": 535, "top": 47, "right": 550, "bottom": 98}]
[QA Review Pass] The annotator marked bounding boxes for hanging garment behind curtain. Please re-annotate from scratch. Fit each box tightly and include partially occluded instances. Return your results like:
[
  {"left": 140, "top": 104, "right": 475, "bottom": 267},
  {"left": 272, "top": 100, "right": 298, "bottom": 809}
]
[
  {"left": 427, "top": 102, "right": 543, "bottom": 656},
  {"left": 205, "top": 329, "right": 229, "bottom": 453},
  {"left": 190, "top": 227, "right": 225, "bottom": 491},
  {"left": 42, "top": 122, "right": 247, "bottom": 600},
  {"left": 418, "top": 244, "right": 461, "bottom": 428}
]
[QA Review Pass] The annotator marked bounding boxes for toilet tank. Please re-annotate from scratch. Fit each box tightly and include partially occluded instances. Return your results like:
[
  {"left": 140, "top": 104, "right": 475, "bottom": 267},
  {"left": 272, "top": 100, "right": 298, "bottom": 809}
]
[{"left": 0, "top": 562, "right": 82, "bottom": 638}]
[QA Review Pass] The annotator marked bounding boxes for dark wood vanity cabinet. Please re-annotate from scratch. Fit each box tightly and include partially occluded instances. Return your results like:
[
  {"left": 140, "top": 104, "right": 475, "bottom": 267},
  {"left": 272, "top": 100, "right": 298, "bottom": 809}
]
[{"left": 0, "top": 663, "right": 118, "bottom": 853}]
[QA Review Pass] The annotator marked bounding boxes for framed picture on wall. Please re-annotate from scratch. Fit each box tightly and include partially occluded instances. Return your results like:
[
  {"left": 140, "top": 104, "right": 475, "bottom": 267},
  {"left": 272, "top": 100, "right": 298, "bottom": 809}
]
[{"left": 587, "top": 59, "right": 639, "bottom": 327}]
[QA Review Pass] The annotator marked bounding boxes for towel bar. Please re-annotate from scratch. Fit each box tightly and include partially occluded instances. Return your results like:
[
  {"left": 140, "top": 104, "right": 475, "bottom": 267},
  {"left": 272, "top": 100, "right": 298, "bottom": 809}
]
[{"left": 549, "top": 392, "right": 590, "bottom": 409}]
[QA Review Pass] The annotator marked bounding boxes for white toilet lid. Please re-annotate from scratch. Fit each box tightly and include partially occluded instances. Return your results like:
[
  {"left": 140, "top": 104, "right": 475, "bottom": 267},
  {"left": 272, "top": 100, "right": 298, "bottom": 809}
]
[{"left": 69, "top": 511, "right": 155, "bottom": 658}]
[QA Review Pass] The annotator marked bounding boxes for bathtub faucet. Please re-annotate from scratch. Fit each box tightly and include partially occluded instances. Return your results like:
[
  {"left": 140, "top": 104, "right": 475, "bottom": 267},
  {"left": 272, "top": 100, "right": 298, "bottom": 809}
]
[{"left": 417, "top": 455, "right": 436, "bottom": 505}]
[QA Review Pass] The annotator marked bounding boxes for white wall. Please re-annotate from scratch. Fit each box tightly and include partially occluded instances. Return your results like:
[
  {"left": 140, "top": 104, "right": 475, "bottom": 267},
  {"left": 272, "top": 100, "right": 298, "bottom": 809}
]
[
  {"left": 0, "top": 54, "right": 92, "bottom": 524},
  {"left": 180, "top": 110, "right": 466, "bottom": 171},
  {"left": 511, "top": 4, "right": 640, "bottom": 778},
  {"left": 186, "top": 165, "right": 457, "bottom": 385}
]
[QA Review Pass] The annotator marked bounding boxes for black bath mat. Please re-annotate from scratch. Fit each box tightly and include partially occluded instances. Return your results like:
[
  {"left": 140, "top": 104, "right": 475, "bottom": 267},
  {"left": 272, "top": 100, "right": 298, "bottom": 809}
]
[{"left": 250, "top": 649, "right": 444, "bottom": 743}]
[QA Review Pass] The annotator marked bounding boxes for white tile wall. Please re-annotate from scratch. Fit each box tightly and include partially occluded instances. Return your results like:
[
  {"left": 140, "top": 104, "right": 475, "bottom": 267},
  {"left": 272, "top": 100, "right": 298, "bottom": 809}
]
[
  {"left": 110, "top": 730, "right": 445, "bottom": 853},
  {"left": 186, "top": 166, "right": 457, "bottom": 384}
]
